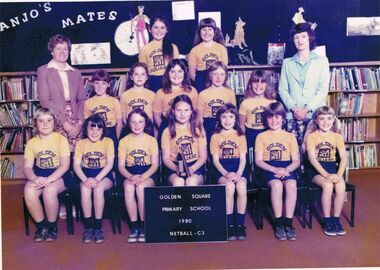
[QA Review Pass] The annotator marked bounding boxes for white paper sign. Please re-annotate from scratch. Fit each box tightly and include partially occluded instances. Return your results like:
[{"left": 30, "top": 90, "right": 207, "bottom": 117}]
[
  {"left": 172, "top": 1, "right": 195, "bottom": 21},
  {"left": 71, "top": 42, "right": 111, "bottom": 65},
  {"left": 198, "top": 12, "right": 221, "bottom": 28}
]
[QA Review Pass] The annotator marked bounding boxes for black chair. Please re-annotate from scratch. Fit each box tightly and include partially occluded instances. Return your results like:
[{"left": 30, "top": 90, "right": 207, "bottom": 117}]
[
  {"left": 23, "top": 190, "right": 74, "bottom": 235},
  {"left": 304, "top": 155, "right": 356, "bottom": 228}
]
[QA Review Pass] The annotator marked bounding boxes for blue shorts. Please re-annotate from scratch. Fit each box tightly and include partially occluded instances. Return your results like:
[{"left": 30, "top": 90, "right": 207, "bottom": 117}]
[
  {"left": 203, "top": 117, "right": 217, "bottom": 146},
  {"left": 105, "top": 126, "right": 118, "bottom": 154},
  {"left": 245, "top": 127, "right": 265, "bottom": 150},
  {"left": 148, "top": 75, "right": 163, "bottom": 93},
  {"left": 166, "top": 160, "right": 205, "bottom": 177},
  {"left": 195, "top": 70, "right": 207, "bottom": 92},
  {"left": 34, "top": 166, "right": 78, "bottom": 189},
  {"left": 307, "top": 161, "right": 338, "bottom": 180},
  {"left": 82, "top": 167, "right": 114, "bottom": 184},
  {"left": 214, "top": 158, "right": 248, "bottom": 180},
  {"left": 258, "top": 160, "right": 297, "bottom": 185},
  {"left": 125, "top": 165, "right": 158, "bottom": 184}
]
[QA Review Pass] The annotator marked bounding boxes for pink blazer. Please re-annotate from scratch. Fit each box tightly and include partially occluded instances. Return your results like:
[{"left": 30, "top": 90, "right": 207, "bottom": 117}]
[{"left": 37, "top": 64, "right": 86, "bottom": 125}]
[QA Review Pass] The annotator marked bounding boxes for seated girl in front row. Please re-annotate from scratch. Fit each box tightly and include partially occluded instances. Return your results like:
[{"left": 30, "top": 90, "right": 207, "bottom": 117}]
[
  {"left": 161, "top": 94, "right": 207, "bottom": 186},
  {"left": 24, "top": 108, "right": 73, "bottom": 242},
  {"left": 305, "top": 106, "right": 347, "bottom": 237},
  {"left": 210, "top": 103, "right": 247, "bottom": 241},
  {"left": 255, "top": 102, "right": 300, "bottom": 241},
  {"left": 118, "top": 109, "right": 159, "bottom": 243},
  {"left": 73, "top": 114, "right": 114, "bottom": 244}
]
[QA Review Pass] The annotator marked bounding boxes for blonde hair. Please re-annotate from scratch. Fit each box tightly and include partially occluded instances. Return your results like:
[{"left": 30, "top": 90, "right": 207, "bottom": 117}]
[{"left": 33, "top": 108, "right": 57, "bottom": 134}]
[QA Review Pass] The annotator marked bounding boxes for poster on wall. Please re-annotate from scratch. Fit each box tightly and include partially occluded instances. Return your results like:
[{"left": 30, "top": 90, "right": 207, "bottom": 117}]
[
  {"left": 70, "top": 42, "right": 111, "bottom": 65},
  {"left": 347, "top": 17, "right": 380, "bottom": 36},
  {"left": 172, "top": 1, "right": 195, "bottom": 21}
]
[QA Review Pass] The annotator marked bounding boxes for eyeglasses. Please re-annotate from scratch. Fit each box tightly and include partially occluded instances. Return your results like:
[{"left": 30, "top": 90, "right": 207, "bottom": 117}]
[{"left": 89, "top": 123, "right": 104, "bottom": 129}]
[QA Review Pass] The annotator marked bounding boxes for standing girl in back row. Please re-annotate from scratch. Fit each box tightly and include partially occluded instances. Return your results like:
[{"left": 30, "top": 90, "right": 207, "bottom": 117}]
[
  {"left": 139, "top": 15, "right": 179, "bottom": 92},
  {"left": 188, "top": 17, "right": 228, "bottom": 92}
]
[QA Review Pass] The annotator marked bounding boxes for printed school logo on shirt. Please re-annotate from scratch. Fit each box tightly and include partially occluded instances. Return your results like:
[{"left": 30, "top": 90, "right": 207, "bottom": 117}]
[
  {"left": 208, "top": 99, "right": 225, "bottom": 117},
  {"left": 176, "top": 136, "right": 196, "bottom": 161},
  {"left": 221, "top": 140, "right": 238, "bottom": 159},
  {"left": 266, "top": 142, "right": 287, "bottom": 161},
  {"left": 83, "top": 151, "right": 104, "bottom": 168},
  {"left": 90, "top": 106, "right": 110, "bottom": 124},
  {"left": 250, "top": 106, "right": 266, "bottom": 127},
  {"left": 128, "top": 149, "right": 149, "bottom": 166},
  {"left": 205, "top": 58, "right": 217, "bottom": 69},
  {"left": 128, "top": 98, "right": 148, "bottom": 111},
  {"left": 150, "top": 49, "right": 165, "bottom": 73},
  {"left": 316, "top": 141, "right": 335, "bottom": 162},
  {"left": 36, "top": 150, "right": 56, "bottom": 168}
]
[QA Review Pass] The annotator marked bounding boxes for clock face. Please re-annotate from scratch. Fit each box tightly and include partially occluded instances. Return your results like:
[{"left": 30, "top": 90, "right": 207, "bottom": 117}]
[{"left": 114, "top": 20, "right": 149, "bottom": 56}]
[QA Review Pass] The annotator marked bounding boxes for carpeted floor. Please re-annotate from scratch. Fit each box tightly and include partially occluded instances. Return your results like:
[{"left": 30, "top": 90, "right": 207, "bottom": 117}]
[{"left": 2, "top": 170, "right": 380, "bottom": 270}]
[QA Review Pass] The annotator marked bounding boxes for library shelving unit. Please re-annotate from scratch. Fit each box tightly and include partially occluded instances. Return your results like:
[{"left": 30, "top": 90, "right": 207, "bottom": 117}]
[
  {"left": 327, "top": 61, "right": 380, "bottom": 170},
  {"left": 1, "top": 61, "right": 379, "bottom": 180}
]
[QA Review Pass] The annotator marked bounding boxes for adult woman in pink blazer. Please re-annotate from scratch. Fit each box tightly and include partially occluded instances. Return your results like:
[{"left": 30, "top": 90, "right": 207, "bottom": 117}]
[{"left": 37, "top": 34, "right": 86, "bottom": 152}]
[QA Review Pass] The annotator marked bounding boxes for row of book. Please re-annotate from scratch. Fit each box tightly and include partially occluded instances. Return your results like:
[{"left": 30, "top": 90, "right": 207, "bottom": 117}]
[
  {"left": 227, "top": 70, "right": 280, "bottom": 94},
  {"left": 347, "top": 144, "right": 377, "bottom": 169},
  {"left": 0, "top": 103, "right": 29, "bottom": 126},
  {"left": 0, "top": 75, "right": 38, "bottom": 101},
  {"left": 83, "top": 74, "right": 127, "bottom": 98},
  {"left": 0, "top": 129, "right": 30, "bottom": 152},
  {"left": 337, "top": 93, "right": 364, "bottom": 115},
  {"left": 340, "top": 118, "right": 369, "bottom": 142},
  {"left": 0, "top": 158, "right": 16, "bottom": 179},
  {"left": 329, "top": 67, "right": 380, "bottom": 91}
]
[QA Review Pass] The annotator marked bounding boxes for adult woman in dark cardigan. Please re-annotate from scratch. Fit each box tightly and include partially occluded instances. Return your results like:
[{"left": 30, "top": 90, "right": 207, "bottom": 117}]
[{"left": 37, "top": 34, "right": 86, "bottom": 153}]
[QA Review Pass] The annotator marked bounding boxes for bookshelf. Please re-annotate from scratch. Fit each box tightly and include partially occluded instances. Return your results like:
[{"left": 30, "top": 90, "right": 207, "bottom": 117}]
[{"left": 1, "top": 62, "right": 379, "bottom": 180}]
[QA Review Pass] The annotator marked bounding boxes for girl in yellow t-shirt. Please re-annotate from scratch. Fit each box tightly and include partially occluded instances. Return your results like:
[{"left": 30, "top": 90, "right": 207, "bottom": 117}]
[
  {"left": 153, "top": 59, "right": 198, "bottom": 144},
  {"left": 73, "top": 114, "right": 114, "bottom": 244},
  {"left": 119, "top": 62, "right": 155, "bottom": 137},
  {"left": 239, "top": 70, "right": 277, "bottom": 151},
  {"left": 24, "top": 108, "right": 71, "bottom": 242},
  {"left": 255, "top": 102, "right": 300, "bottom": 241},
  {"left": 118, "top": 109, "right": 158, "bottom": 243},
  {"left": 138, "top": 15, "right": 179, "bottom": 92},
  {"left": 305, "top": 106, "right": 347, "bottom": 236},
  {"left": 188, "top": 17, "right": 227, "bottom": 92},
  {"left": 84, "top": 69, "right": 122, "bottom": 154},
  {"left": 161, "top": 94, "right": 207, "bottom": 186},
  {"left": 197, "top": 61, "right": 236, "bottom": 146},
  {"left": 210, "top": 103, "right": 247, "bottom": 241}
]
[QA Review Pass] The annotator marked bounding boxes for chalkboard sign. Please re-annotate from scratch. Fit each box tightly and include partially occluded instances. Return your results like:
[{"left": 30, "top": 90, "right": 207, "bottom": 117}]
[{"left": 145, "top": 185, "right": 226, "bottom": 243}]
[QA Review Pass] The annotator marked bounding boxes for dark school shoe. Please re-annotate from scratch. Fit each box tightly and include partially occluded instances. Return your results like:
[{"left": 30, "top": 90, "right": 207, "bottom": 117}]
[
  {"left": 335, "top": 221, "right": 347, "bottom": 236},
  {"left": 45, "top": 227, "right": 58, "bottom": 242},
  {"left": 82, "top": 229, "right": 94, "bottom": 243},
  {"left": 274, "top": 226, "right": 287, "bottom": 241},
  {"left": 227, "top": 225, "right": 237, "bottom": 241},
  {"left": 284, "top": 226, "right": 297, "bottom": 241},
  {"left": 94, "top": 229, "right": 105, "bottom": 244},
  {"left": 236, "top": 225, "right": 247, "bottom": 241},
  {"left": 34, "top": 227, "right": 48, "bottom": 242},
  {"left": 138, "top": 228, "right": 145, "bottom": 243},
  {"left": 127, "top": 229, "right": 139, "bottom": 243},
  {"left": 323, "top": 222, "right": 337, "bottom": 236}
]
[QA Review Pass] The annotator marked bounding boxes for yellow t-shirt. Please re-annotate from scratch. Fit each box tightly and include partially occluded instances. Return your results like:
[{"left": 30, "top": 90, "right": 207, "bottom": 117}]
[
  {"left": 239, "top": 98, "right": 276, "bottom": 129},
  {"left": 24, "top": 132, "right": 70, "bottom": 169},
  {"left": 138, "top": 40, "right": 179, "bottom": 76},
  {"left": 161, "top": 126, "right": 206, "bottom": 163},
  {"left": 306, "top": 131, "right": 345, "bottom": 162},
  {"left": 153, "top": 87, "right": 198, "bottom": 117},
  {"left": 188, "top": 42, "right": 228, "bottom": 71},
  {"left": 84, "top": 95, "right": 122, "bottom": 127},
  {"left": 118, "top": 133, "right": 158, "bottom": 166},
  {"left": 197, "top": 87, "right": 236, "bottom": 118},
  {"left": 255, "top": 130, "right": 299, "bottom": 161},
  {"left": 74, "top": 137, "right": 114, "bottom": 168},
  {"left": 210, "top": 130, "right": 247, "bottom": 159},
  {"left": 120, "top": 88, "right": 155, "bottom": 119}
]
